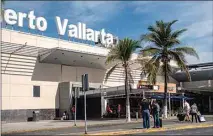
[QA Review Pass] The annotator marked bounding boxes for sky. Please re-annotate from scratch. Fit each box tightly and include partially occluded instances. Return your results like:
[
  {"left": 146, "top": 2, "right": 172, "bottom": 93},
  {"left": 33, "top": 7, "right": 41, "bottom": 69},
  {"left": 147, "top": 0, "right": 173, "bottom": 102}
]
[{"left": 2, "top": 1, "right": 213, "bottom": 65}]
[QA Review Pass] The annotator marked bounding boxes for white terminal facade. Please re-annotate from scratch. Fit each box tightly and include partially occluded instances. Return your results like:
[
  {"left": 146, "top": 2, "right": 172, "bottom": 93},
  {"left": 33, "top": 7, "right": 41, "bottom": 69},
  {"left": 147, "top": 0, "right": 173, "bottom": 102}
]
[
  {"left": 1, "top": 8, "right": 213, "bottom": 123},
  {"left": 1, "top": 28, "right": 179, "bottom": 122}
]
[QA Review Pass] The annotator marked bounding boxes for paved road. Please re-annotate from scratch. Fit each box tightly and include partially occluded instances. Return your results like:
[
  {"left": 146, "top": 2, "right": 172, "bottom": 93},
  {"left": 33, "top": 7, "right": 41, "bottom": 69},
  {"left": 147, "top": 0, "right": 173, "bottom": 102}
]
[
  {"left": 3, "top": 117, "right": 213, "bottom": 136},
  {"left": 130, "top": 127, "right": 213, "bottom": 135}
]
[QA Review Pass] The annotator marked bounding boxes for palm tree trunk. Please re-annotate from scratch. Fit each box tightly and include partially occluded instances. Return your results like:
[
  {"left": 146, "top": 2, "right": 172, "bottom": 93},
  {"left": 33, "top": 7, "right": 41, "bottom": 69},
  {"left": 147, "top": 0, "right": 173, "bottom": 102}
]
[
  {"left": 124, "top": 65, "right": 131, "bottom": 122},
  {"left": 163, "top": 62, "right": 168, "bottom": 119}
]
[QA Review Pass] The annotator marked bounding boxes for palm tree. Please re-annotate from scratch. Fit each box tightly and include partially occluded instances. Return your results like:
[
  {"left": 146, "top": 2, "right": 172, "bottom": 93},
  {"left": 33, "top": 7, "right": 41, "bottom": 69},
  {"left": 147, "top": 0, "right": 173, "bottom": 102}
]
[
  {"left": 140, "top": 20, "right": 199, "bottom": 118},
  {"left": 105, "top": 38, "right": 140, "bottom": 122}
]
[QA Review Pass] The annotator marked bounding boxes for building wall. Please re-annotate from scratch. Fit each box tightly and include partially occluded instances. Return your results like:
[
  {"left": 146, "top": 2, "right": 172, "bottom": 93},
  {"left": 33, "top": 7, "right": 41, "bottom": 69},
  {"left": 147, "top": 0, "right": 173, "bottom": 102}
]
[
  {"left": 0, "top": 29, "right": 130, "bottom": 122},
  {"left": 1, "top": 58, "right": 106, "bottom": 122},
  {"left": 1, "top": 29, "right": 179, "bottom": 122}
]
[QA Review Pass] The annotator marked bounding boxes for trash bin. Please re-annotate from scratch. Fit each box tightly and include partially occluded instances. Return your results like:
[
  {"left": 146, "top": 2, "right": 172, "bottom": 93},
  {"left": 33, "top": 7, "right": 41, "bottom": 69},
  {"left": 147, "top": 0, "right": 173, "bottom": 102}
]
[{"left": 33, "top": 111, "right": 40, "bottom": 121}]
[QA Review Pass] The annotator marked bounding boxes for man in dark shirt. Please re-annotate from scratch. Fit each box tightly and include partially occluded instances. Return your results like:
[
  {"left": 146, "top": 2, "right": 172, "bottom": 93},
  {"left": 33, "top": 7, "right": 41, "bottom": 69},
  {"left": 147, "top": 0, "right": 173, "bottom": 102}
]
[{"left": 141, "top": 98, "right": 150, "bottom": 129}]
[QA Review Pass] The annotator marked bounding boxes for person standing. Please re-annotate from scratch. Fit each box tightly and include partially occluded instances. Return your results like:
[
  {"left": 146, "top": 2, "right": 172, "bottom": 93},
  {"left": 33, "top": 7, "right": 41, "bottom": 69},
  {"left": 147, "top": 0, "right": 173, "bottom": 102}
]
[
  {"left": 117, "top": 104, "right": 121, "bottom": 118},
  {"left": 191, "top": 103, "right": 198, "bottom": 123},
  {"left": 152, "top": 100, "right": 160, "bottom": 128},
  {"left": 184, "top": 100, "right": 191, "bottom": 121},
  {"left": 141, "top": 98, "right": 150, "bottom": 129},
  {"left": 71, "top": 105, "right": 75, "bottom": 120}
]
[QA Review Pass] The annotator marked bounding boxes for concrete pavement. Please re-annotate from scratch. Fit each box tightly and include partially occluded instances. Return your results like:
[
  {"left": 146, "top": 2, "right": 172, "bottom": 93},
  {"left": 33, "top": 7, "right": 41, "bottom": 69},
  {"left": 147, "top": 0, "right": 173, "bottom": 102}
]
[
  {"left": 2, "top": 116, "right": 178, "bottom": 134},
  {"left": 2, "top": 115, "right": 213, "bottom": 135},
  {"left": 2, "top": 119, "right": 138, "bottom": 134},
  {"left": 127, "top": 127, "right": 213, "bottom": 135},
  {"left": 88, "top": 121, "right": 213, "bottom": 135}
]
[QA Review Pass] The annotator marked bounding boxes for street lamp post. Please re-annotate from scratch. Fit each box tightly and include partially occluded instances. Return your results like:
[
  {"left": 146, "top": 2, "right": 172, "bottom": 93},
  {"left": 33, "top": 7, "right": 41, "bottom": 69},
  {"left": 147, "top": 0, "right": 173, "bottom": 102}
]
[{"left": 82, "top": 74, "right": 88, "bottom": 134}]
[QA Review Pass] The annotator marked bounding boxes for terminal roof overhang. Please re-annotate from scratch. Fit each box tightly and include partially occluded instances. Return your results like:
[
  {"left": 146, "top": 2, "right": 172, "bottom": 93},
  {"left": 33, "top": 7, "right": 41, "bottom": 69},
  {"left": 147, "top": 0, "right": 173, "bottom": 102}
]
[
  {"left": 38, "top": 47, "right": 114, "bottom": 70},
  {"left": 1, "top": 41, "right": 138, "bottom": 70},
  {"left": 173, "top": 63, "right": 213, "bottom": 82},
  {"left": 1, "top": 41, "right": 109, "bottom": 69}
]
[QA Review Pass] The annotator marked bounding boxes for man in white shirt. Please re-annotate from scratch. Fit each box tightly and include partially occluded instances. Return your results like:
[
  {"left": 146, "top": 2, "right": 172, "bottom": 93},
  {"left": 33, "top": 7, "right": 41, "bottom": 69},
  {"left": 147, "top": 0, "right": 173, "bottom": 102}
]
[{"left": 184, "top": 100, "right": 191, "bottom": 121}]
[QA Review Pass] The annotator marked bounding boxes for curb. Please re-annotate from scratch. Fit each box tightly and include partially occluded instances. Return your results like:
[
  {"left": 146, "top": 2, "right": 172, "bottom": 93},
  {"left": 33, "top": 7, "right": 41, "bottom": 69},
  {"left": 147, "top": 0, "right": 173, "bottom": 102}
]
[
  {"left": 1, "top": 121, "right": 140, "bottom": 135},
  {"left": 87, "top": 123, "right": 213, "bottom": 135}
]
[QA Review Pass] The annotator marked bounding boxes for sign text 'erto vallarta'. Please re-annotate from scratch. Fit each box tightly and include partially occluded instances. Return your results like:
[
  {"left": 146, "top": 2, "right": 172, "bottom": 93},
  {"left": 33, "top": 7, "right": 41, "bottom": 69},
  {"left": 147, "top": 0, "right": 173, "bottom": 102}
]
[{"left": 3, "top": 9, "right": 114, "bottom": 47}]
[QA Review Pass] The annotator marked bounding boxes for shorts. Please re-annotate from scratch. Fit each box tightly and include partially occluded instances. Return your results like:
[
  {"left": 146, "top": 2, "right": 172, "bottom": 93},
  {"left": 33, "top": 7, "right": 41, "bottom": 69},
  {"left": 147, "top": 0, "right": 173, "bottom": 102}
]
[{"left": 186, "top": 110, "right": 190, "bottom": 116}]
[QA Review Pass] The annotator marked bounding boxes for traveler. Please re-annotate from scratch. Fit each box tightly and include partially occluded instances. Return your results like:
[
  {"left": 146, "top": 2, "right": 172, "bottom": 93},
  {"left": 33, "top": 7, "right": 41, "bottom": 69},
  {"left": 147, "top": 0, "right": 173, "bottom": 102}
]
[
  {"left": 61, "top": 111, "right": 68, "bottom": 120},
  {"left": 191, "top": 103, "right": 198, "bottom": 123},
  {"left": 106, "top": 103, "right": 113, "bottom": 115},
  {"left": 117, "top": 104, "right": 121, "bottom": 118},
  {"left": 141, "top": 98, "right": 150, "bottom": 129},
  {"left": 184, "top": 100, "right": 191, "bottom": 121},
  {"left": 152, "top": 100, "right": 160, "bottom": 128},
  {"left": 71, "top": 105, "right": 75, "bottom": 120}
]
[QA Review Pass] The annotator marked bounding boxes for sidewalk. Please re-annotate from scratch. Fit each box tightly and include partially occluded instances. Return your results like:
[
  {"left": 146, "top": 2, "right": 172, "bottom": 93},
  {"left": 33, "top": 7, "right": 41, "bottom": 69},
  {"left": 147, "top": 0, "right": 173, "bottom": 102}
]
[
  {"left": 2, "top": 115, "right": 213, "bottom": 134},
  {"left": 2, "top": 119, "right": 141, "bottom": 134},
  {"left": 89, "top": 121, "right": 213, "bottom": 135}
]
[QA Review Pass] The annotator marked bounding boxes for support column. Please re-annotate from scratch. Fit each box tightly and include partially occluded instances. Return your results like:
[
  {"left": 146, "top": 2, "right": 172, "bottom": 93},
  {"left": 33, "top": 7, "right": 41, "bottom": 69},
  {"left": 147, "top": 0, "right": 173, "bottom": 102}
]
[
  {"left": 143, "top": 91, "right": 145, "bottom": 99},
  {"left": 69, "top": 83, "right": 73, "bottom": 119},
  {"left": 101, "top": 96, "right": 104, "bottom": 118},
  {"left": 182, "top": 93, "right": 184, "bottom": 109},
  {"left": 100, "top": 86, "right": 104, "bottom": 118},
  {"left": 169, "top": 93, "right": 171, "bottom": 116}
]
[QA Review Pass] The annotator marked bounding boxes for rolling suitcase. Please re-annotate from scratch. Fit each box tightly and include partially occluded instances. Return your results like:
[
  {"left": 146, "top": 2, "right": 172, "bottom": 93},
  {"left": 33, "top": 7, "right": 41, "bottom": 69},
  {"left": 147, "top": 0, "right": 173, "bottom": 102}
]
[
  {"left": 198, "top": 115, "right": 206, "bottom": 122},
  {"left": 159, "top": 118, "right": 163, "bottom": 127}
]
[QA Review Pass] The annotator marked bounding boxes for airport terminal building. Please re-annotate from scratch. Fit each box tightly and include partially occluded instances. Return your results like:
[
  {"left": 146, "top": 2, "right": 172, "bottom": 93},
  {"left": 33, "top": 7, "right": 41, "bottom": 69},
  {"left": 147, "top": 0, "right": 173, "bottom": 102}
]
[
  {"left": 1, "top": 8, "right": 213, "bottom": 122},
  {"left": 1, "top": 28, "right": 179, "bottom": 122},
  {"left": 1, "top": 28, "right": 212, "bottom": 123}
]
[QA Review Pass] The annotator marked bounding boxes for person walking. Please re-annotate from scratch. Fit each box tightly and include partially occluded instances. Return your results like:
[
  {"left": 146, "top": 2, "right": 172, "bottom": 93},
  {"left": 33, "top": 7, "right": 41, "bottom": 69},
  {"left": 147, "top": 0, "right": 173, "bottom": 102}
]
[
  {"left": 191, "top": 103, "right": 198, "bottom": 123},
  {"left": 141, "top": 98, "right": 150, "bottom": 129},
  {"left": 184, "top": 100, "right": 191, "bottom": 121},
  {"left": 152, "top": 100, "right": 160, "bottom": 128}
]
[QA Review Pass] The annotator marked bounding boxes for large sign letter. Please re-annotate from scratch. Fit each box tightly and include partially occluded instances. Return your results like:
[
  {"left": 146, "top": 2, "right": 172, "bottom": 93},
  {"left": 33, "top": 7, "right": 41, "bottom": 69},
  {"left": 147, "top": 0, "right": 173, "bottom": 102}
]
[
  {"left": 55, "top": 16, "right": 68, "bottom": 36},
  {"left": 4, "top": 9, "right": 17, "bottom": 25}
]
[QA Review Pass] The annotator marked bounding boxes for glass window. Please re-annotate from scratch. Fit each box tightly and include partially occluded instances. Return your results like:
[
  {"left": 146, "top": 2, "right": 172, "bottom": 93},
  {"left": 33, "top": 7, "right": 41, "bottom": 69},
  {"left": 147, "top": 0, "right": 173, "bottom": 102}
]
[{"left": 33, "top": 86, "right": 40, "bottom": 97}]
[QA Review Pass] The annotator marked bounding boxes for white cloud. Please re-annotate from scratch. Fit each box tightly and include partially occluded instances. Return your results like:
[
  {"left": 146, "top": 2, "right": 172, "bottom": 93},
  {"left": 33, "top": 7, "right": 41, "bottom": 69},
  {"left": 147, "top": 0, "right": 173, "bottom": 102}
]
[
  {"left": 4, "top": 1, "right": 52, "bottom": 16},
  {"left": 186, "top": 52, "right": 213, "bottom": 64},
  {"left": 65, "top": 1, "right": 124, "bottom": 27},
  {"left": 180, "top": 20, "right": 213, "bottom": 40}
]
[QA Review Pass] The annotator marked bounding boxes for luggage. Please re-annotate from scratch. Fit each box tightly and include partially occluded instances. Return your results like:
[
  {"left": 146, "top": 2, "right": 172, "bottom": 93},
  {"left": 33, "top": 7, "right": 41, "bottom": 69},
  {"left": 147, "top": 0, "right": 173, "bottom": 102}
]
[
  {"left": 198, "top": 115, "right": 206, "bottom": 122},
  {"left": 159, "top": 118, "right": 163, "bottom": 127}
]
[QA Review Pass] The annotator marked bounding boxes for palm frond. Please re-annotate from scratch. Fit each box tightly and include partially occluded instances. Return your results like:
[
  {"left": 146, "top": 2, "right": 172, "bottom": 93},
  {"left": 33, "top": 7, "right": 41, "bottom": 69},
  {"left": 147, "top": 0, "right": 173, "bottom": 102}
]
[
  {"left": 172, "top": 47, "right": 199, "bottom": 59},
  {"left": 166, "top": 20, "right": 178, "bottom": 35},
  {"left": 146, "top": 58, "right": 160, "bottom": 85},
  {"left": 171, "top": 29, "right": 187, "bottom": 38},
  {"left": 105, "top": 54, "right": 119, "bottom": 65},
  {"left": 168, "top": 51, "right": 191, "bottom": 81},
  {"left": 104, "top": 63, "right": 121, "bottom": 83},
  {"left": 140, "top": 46, "right": 161, "bottom": 57}
]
